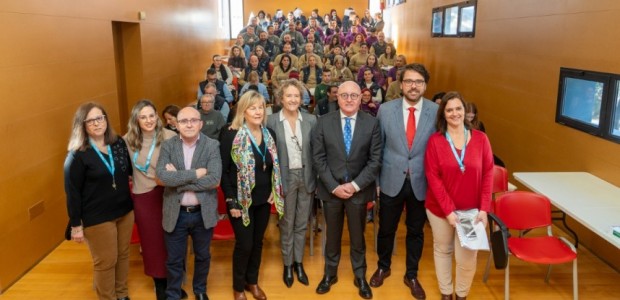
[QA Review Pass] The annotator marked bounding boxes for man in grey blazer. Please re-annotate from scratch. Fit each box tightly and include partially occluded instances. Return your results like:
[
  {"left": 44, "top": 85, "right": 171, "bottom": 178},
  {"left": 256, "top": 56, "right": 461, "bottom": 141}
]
[
  {"left": 370, "top": 64, "right": 439, "bottom": 300},
  {"left": 266, "top": 79, "right": 318, "bottom": 287},
  {"left": 156, "top": 107, "right": 222, "bottom": 300},
  {"left": 313, "top": 81, "right": 382, "bottom": 299}
]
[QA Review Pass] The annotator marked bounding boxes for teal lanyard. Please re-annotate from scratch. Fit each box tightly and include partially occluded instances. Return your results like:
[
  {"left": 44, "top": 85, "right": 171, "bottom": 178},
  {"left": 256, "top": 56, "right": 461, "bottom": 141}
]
[
  {"left": 132, "top": 131, "right": 157, "bottom": 174},
  {"left": 445, "top": 128, "right": 468, "bottom": 173},
  {"left": 245, "top": 124, "right": 268, "bottom": 171},
  {"left": 89, "top": 139, "right": 116, "bottom": 189}
]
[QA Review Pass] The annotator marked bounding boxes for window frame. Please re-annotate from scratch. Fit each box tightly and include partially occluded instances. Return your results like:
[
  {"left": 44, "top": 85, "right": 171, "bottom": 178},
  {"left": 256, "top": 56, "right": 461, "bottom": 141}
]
[
  {"left": 431, "top": 0, "right": 477, "bottom": 38},
  {"left": 556, "top": 67, "right": 620, "bottom": 144}
]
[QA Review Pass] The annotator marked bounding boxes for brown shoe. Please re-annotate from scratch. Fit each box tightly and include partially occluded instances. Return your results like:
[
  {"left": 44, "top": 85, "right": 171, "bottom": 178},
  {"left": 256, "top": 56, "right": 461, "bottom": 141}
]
[
  {"left": 233, "top": 291, "right": 247, "bottom": 300},
  {"left": 455, "top": 296, "right": 466, "bottom": 300},
  {"left": 441, "top": 294, "right": 453, "bottom": 300},
  {"left": 369, "top": 268, "right": 391, "bottom": 287},
  {"left": 403, "top": 276, "right": 426, "bottom": 299},
  {"left": 244, "top": 284, "right": 267, "bottom": 300}
]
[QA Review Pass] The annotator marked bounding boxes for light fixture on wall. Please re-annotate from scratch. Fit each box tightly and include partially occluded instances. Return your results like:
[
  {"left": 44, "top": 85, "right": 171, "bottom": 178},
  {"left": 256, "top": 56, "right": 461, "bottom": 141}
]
[{"left": 138, "top": 11, "right": 146, "bottom": 21}]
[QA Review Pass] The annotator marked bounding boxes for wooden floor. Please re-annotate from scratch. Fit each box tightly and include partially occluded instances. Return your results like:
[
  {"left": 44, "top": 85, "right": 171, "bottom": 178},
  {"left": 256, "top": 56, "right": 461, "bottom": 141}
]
[{"left": 2, "top": 214, "right": 619, "bottom": 300}]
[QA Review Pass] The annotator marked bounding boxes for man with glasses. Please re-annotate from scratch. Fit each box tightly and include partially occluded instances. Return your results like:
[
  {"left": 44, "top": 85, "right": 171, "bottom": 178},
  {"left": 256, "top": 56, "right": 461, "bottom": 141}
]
[
  {"left": 198, "top": 94, "right": 226, "bottom": 140},
  {"left": 369, "top": 64, "right": 438, "bottom": 300},
  {"left": 312, "top": 81, "right": 382, "bottom": 299},
  {"left": 156, "top": 107, "right": 222, "bottom": 300},
  {"left": 201, "top": 83, "right": 230, "bottom": 122}
]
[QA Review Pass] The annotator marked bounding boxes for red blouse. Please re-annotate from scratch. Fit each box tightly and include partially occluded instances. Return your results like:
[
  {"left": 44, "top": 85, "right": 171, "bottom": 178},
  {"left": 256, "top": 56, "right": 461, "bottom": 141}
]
[{"left": 424, "top": 129, "right": 494, "bottom": 217}]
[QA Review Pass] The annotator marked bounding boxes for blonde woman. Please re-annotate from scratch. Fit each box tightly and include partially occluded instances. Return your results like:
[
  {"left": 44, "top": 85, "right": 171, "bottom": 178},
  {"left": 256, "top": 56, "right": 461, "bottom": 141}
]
[
  {"left": 220, "top": 91, "right": 284, "bottom": 300},
  {"left": 124, "top": 99, "right": 179, "bottom": 300}
]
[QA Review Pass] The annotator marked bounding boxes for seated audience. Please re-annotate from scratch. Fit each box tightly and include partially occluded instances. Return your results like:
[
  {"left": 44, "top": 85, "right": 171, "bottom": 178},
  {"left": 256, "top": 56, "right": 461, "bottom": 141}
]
[
  {"left": 356, "top": 54, "right": 386, "bottom": 87},
  {"left": 330, "top": 55, "right": 354, "bottom": 85},
  {"left": 386, "top": 54, "right": 407, "bottom": 85},
  {"left": 239, "top": 55, "right": 268, "bottom": 86},
  {"left": 271, "top": 54, "right": 297, "bottom": 91},
  {"left": 348, "top": 42, "right": 370, "bottom": 74},
  {"left": 300, "top": 55, "right": 323, "bottom": 93},
  {"left": 240, "top": 71, "right": 271, "bottom": 102},
  {"left": 378, "top": 44, "right": 396, "bottom": 68},
  {"left": 360, "top": 87, "right": 380, "bottom": 117},
  {"left": 359, "top": 68, "right": 384, "bottom": 103}
]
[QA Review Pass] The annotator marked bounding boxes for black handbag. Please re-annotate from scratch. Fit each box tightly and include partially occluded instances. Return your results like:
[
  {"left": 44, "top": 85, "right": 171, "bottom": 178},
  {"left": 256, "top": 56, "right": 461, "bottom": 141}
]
[{"left": 488, "top": 213, "right": 510, "bottom": 269}]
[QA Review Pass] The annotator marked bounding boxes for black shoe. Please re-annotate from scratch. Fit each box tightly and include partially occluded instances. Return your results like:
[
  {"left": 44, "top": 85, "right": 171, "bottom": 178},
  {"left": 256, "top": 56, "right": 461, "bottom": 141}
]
[
  {"left": 293, "top": 262, "right": 309, "bottom": 285},
  {"left": 316, "top": 275, "right": 338, "bottom": 294},
  {"left": 354, "top": 277, "right": 373, "bottom": 299},
  {"left": 195, "top": 293, "right": 209, "bottom": 300},
  {"left": 117, "top": 298, "right": 130, "bottom": 300},
  {"left": 283, "top": 265, "right": 294, "bottom": 287}
]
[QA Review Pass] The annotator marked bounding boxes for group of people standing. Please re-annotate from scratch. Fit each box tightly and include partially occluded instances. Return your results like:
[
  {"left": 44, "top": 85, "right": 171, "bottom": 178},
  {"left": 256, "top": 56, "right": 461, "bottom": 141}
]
[{"left": 64, "top": 60, "right": 494, "bottom": 300}]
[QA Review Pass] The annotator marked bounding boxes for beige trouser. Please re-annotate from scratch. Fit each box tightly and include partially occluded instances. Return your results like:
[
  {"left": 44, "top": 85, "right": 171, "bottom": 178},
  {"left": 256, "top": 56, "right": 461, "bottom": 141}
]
[
  {"left": 426, "top": 209, "right": 477, "bottom": 297},
  {"left": 84, "top": 211, "right": 134, "bottom": 300}
]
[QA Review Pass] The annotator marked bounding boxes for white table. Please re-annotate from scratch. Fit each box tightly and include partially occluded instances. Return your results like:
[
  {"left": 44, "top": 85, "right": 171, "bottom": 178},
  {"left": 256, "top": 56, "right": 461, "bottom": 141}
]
[{"left": 513, "top": 172, "right": 620, "bottom": 250}]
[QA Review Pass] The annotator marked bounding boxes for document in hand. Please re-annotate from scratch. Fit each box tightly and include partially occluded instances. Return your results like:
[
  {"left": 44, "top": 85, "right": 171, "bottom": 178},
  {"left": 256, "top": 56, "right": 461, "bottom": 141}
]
[{"left": 455, "top": 209, "right": 490, "bottom": 251}]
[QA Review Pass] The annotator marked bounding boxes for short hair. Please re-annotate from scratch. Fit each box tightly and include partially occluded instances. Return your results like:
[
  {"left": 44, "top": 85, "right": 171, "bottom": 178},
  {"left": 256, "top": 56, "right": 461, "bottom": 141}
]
[
  {"left": 432, "top": 92, "right": 446, "bottom": 102},
  {"left": 276, "top": 79, "right": 305, "bottom": 103},
  {"left": 126, "top": 99, "right": 165, "bottom": 152},
  {"left": 230, "top": 91, "right": 267, "bottom": 130},
  {"left": 67, "top": 102, "right": 117, "bottom": 151},
  {"left": 206, "top": 68, "right": 217, "bottom": 77},
  {"left": 400, "top": 63, "right": 430, "bottom": 83},
  {"left": 435, "top": 91, "right": 470, "bottom": 134}
]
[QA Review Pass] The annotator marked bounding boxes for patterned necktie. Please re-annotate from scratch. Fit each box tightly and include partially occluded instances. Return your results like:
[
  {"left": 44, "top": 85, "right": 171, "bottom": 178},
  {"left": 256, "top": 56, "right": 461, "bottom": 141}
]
[
  {"left": 344, "top": 117, "right": 352, "bottom": 155},
  {"left": 406, "top": 107, "right": 416, "bottom": 150}
]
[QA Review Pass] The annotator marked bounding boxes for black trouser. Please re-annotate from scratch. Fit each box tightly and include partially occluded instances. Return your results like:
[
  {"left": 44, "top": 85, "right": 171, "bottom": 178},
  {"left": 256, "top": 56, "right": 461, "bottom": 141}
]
[
  {"left": 323, "top": 199, "right": 368, "bottom": 278},
  {"left": 229, "top": 202, "right": 271, "bottom": 292},
  {"left": 376, "top": 178, "right": 427, "bottom": 279}
]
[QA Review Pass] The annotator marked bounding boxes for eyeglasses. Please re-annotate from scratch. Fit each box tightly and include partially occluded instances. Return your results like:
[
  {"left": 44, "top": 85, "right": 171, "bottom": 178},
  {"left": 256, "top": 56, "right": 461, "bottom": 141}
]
[
  {"left": 402, "top": 79, "right": 426, "bottom": 87},
  {"left": 291, "top": 135, "right": 302, "bottom": 152},
  {"left": 177, "top": 118, "right": 202, "bottom": 126},
  {"left": 200, "top": 101, "right": 215, "bottom": 105},
  {"left": 84, "top": 115, "right": 106, "bottom": 126},
  {"left": 339, "top": 93, "right": 360, "bottom": 100}
]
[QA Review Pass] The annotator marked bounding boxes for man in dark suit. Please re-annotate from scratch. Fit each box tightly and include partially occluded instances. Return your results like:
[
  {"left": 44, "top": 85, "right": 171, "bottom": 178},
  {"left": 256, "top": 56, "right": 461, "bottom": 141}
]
[
  {"left": 312, "top": 81, "right": 382, "bottom": 299},
  {"left": 156, "top": 107, "right": 222, "bottom": 300},
  {"left": 369, "top": 64, "right": 439, "bottom": 300}
]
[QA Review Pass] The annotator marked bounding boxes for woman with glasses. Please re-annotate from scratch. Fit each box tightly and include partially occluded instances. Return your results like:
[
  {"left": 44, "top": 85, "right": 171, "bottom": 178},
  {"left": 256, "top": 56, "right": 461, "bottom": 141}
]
[
  {"left": 124, "top": 100, "right": 180, "bottom": 300},
  {"left": 64, "top": 102, "right": 133, "bottom": 300},
  {"left": 220, "top": 91, "right": 284, "bottom": 300},
  {"left": 266, "top": 80, "right": 317, "bottom": 288}
]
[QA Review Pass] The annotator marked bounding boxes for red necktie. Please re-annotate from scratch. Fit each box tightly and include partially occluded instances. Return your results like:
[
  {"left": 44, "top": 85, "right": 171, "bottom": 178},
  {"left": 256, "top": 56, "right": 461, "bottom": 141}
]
[{"left": 406, "top": 107, "right": 416, "bottom": 150}]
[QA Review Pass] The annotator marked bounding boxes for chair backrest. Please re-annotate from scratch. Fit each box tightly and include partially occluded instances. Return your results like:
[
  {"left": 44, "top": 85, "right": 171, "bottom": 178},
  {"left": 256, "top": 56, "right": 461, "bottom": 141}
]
[
  {"left": 492, "top": 165, "right": 509, "bottom": 194},
  {"left": 494, "top": 191, "right": 552, "bottom": 231}
]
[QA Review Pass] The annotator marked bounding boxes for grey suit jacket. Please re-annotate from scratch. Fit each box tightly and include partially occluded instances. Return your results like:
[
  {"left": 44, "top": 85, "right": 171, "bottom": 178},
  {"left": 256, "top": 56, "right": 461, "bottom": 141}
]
[
  {"left": 266, "top": 111, "right": 317, "bottom": 195},
  {"left": 156, "top": 133, "right": 222, "bottom": 233},
  {"left": 377, "top": 98, "right": 438, "bottom": 200},
  {"left": 312, "top": 110, "right": 382, "bottom": 205}
]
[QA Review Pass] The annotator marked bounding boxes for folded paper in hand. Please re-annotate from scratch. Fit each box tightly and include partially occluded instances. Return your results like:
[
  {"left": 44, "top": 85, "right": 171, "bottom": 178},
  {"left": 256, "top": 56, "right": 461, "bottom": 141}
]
[{"left": 455, "top": 209, "right": 490, "bottom": 251}]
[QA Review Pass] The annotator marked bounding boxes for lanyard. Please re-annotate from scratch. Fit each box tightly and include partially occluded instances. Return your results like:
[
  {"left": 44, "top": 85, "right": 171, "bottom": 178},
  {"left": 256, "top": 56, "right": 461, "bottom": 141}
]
[
  {"left": 89, "top": 139, "right": 117, "bottom": 189},
  {"left": 245, "top": 124, "right": 268, "bottom": 171},
  {"left": 445, "top": 128, "right": 468, "bottom": 173},
  {"left": 133, "top": 131, "right": 157, "bottom": 174}
]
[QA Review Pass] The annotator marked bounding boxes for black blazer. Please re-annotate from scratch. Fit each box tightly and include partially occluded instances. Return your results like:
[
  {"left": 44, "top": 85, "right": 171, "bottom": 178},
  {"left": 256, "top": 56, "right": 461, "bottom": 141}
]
[{"left": 312, "top": 110, "right": 382, "bottom": 204}]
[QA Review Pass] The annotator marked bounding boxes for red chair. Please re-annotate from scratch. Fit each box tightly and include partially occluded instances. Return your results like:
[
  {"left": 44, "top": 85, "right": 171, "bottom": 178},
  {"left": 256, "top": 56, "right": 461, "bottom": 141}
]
[
  {"left": 490, "top": 191, "right": 578, "bottom": 300},
  {"left": 483, "top": 165, "right": 510, "bottom": 281},
  {"left": 212, "top": 187, "right": 234, "bottom": 240}
]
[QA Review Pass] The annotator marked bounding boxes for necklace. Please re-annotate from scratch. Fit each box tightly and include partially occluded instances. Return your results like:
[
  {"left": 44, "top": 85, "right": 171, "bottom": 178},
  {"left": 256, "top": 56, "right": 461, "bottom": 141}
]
[
  {"left": 445, "top": 127, "right": 468, "bottom": 173},
  {"left": 89, "top": 139, "right": 116, "bottom": 189},
  {"left": 133, "top": 130, "right": 157, "bottom": 174},
  {"left": 246, "top": 124, "right": 268, "bottom": 171}
]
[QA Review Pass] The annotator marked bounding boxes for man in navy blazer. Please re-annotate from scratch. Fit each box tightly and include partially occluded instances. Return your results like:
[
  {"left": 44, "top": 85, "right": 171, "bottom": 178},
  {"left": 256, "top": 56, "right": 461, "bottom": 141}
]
[
  {"left": 313, "top": 81, "right": 382, "bottom": 299},
  {"left": 370, "top": 64, "right": 439, "bottom": 300}
]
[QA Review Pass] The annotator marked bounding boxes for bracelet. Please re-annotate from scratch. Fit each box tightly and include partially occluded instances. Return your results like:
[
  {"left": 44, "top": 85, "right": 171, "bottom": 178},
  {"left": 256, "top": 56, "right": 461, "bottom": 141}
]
[{"left": 226, "top": 200, "right": 241, "bottom": 211}]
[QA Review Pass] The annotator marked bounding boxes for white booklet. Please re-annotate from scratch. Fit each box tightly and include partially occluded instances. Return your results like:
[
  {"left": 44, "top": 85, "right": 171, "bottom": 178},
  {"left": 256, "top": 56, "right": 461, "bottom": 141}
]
[{"left": 455, "top": 209, "right": 490, "bottom": 251}]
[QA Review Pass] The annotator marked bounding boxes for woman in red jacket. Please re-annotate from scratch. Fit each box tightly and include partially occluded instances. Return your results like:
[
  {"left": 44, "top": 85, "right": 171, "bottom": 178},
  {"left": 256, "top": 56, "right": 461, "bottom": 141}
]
[{"left": 424, "top": 92, "right": 493, "bottom": 300}]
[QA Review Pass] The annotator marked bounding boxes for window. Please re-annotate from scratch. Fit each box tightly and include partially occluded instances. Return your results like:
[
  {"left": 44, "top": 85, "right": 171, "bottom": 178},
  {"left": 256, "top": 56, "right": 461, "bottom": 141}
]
[
  {"left": 556, "top": 68, "right": 620, "bottom": 143},
  {"left": 431, "top": 0, "right": 477, "bottom": 37}
]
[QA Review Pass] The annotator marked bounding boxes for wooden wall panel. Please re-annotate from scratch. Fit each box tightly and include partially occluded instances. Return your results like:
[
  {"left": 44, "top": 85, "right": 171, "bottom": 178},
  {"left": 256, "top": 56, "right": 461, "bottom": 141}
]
[
  {"left": 243, "top": 0, "right": 369, "bottom": 27},
  {"left": 389, "top": 0, "right": 620, "bottom": 269},
  {"left": 0, "top": 0, "right": 226, "bottom": 291}
]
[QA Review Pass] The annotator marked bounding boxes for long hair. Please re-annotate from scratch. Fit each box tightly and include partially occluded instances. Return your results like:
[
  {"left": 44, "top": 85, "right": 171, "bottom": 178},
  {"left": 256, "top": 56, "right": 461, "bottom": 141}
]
[
  {"left": 279, "top": 54, "right": 292, "bottom": 73},
  {"left": 385, "top": 44, "right": 396, "bottom": 59},
  {"left": 435, "top": 91, "right": 471, "bottom": 134},
  {"left": 125, "top": 99, "right": 165, "bottom": 152},
  {"left": 366, "top": 54, "right": 379, "bottom": 70},
  {"left": 67, "top": 102, "right": 118, "bottom": 151},
  {"left": 231, "top": 45, "right": 245, "bottom": 59},
  {"left": 230, "top": 91, "right": 267, "bottom": 130},
  {"left": 465, "top": 102, "right": 483, "bottom": 130}
]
